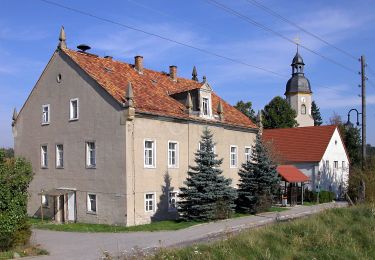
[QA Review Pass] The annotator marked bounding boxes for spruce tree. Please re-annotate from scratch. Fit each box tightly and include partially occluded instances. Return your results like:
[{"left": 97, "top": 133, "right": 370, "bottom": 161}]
[
  {"left": 237, "top": 133, "right": 280, "bottom": 214},
  {"left": 311, "top": 101, "right": 323, "bottom": 126},
  {"left": 178, "top": 128, "right": 237, "bottom": 221}
]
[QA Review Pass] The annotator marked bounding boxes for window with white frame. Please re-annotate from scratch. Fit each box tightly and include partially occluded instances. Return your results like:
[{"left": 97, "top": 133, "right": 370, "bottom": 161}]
[
  {"left": 198, "top": 142, "right": 215, "bottom": 153},
  {"left": 87, "top": 193, "right": 97, "bottom": 213},
  {"left": 202, "top": 97, "right": 209, "bottom": 116},
  {"left": 168, "top": 191, "right": 178, "bottom": 211},
  {"left": 145, "top": 193, "right": 155, "bottom": 212},
  {"left": 334, "top": 161, "right": 338, "bottom": 169},
  {"left": 245, "top": 147, "right": 251, "bottom": 162},
  {"left": 230, "top": 146, "right": 238, "bottom": 168},
  {"left": 41, "top": 145, "right": 48, "bottom": 168},
  {"left": 42, "top": 104, "right": 50, "bottom": 125},
  {"left": 86, "top": 142, "right": 96, "bottom": 167},
  {"left": 144, "top": 140, "right": 155, "bottom": 168},
  {"left": 56, "top": 144, "right": 64, "bottom": 168},
  {"left": 69, "top": 98, "right": 79, "bottom": 120},
  {"left": 168, "top": 141, "right": 178, "bottom": 168},
  {"left": 42, "top": 195, "right": 49, "bottom": 207}
]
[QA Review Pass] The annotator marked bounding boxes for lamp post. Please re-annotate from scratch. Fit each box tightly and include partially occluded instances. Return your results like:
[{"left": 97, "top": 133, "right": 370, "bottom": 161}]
[{"left": 345, "top": 108, "right": 361, "bottom": 129}]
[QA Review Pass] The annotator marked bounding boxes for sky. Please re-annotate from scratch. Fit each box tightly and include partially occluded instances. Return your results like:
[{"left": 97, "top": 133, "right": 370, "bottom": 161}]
[{"left": 1, "top": 0, "right": 375, "bottom": 148}]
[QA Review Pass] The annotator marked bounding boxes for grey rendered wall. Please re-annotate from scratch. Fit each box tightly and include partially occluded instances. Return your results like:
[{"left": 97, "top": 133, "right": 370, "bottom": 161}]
[{"left": 14, "top": 50, "right": 127, "bottom": 225}]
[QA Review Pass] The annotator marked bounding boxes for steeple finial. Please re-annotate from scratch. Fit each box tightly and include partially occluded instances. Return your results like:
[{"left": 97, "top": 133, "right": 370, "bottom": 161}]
[
  {"left": 192, "top": 66, "right": 198, "bottom": 81},
  {"left": 217, "top": 101, "right": 224, "bottom": 121},
  {"left": 12, "top": 108, "right": 18, "bottom": 126},
  {"left": 125, "top": 82, "right": 134, "bottom": 107},
  {"left": 58, "top": 26, "right": 67, "bottom": 49},
  {"left": 202, "top": 75, "right": 207, "bottom": 83},
  {"left": 185, "top": 92, "right": 193, "bottom": 114},
  {"left": 257, "top": 110, "right": 263, "bottom": 134}
]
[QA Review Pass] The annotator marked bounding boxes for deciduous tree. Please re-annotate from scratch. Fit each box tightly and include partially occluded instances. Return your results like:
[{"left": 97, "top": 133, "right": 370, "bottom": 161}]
[{"left": 262, "top": 96, "right": 298, "bottom": 129}]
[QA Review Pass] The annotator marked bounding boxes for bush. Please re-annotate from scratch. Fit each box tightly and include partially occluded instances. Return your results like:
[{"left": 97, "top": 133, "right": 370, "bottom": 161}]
[
  {"left": 0, "top": 151, "right": 33, "bottom": 251},
  {"left": 348, "top": 157, "right": 375, "bottom": 203},
  {"left": 304, "top": 189, "right": 334, "bottom": 203}
]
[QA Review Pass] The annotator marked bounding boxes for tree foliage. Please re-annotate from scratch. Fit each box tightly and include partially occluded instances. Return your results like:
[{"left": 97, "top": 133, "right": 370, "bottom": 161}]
[
  {"left": 0, "top": 150, "right": 33, "bottom": 250},
  {"left": 0, "top": 148, "right": 14, "bottom": 159},
  {"left": 234, "top": 100, "right": 257, "bottom": 122},
  {"left": 311, "top": 101, "right": 323, "bottom": 126},
  {"left": 262, "top": 96, "right": 298, "bottom": 129},
  {"left": 178, "top": 128, "right": 237, "bottom": 221},
  {"left": 237, "top": 133, "right": 280, "bottom": 214}
]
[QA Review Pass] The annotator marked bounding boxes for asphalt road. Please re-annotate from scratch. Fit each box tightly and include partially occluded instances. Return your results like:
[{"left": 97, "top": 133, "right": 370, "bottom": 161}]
[{"left": 28, "top": 201, "right": 347, "bottom": 260}]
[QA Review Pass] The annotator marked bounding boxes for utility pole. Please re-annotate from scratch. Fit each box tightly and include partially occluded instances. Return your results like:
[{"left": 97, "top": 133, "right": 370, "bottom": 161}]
[{"left": 361, "top": 55, "right": 366, "bottom": 169}]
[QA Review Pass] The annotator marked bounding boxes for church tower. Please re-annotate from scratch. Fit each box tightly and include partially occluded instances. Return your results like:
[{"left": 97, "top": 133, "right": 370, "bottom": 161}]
[{"left": 285, "top": 50, "right": 314, "bottom": 127}]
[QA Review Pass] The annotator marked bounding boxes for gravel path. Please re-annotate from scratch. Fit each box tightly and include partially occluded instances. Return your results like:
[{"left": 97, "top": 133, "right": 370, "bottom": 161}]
[{"left": 28, "top": 201, "right": 347, "bottom": 260}]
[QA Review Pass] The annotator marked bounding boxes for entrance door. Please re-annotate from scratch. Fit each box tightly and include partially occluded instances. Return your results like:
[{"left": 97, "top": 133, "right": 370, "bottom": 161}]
[{"left": 67, "top": 192, "right": 76, "bottom": 222}]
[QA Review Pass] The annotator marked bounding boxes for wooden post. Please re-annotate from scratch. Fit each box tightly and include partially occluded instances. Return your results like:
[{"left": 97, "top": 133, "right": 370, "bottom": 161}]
[{"left": 40, "top": 194, "right": 44, "bottom": 221}]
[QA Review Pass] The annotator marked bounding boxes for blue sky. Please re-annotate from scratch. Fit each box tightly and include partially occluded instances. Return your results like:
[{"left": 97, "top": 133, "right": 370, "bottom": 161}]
[{"left": 1, "top": 0, "right": 375, "bottom": 147}]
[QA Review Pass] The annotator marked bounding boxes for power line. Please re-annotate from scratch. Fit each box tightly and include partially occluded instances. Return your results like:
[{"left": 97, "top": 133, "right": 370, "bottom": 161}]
[
  {"left": 245, "top": 0, "right": 358, "bottom": 61},
  {"left": 204, "top": 0, "right": 357, "bottom": 74},
  {"left": 38, "top": 0, "right": 287, "bottom": 78}
]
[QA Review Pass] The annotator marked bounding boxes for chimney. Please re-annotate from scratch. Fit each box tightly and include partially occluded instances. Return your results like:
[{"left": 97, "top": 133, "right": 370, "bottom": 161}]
[
  {"left": 134, "top": 56, "right": 143, "bottom": 73},
  {"left": 169, "top": 65, "right": 177, "bottom": 81}
]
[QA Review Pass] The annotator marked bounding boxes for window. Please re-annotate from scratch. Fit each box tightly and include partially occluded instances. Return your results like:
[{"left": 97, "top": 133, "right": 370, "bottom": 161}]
[
  {"left": 202, "top": 97, "right": 209, "bottom": 116},
  {"left": 325, "top": 160, "right": 329, "bottom": 169},
  {"left": 168, "top": 191, "right": 178, "bottom": 211},
  {"left": 145, "top": 193, "right": 155, "bottom": 212},
  {"left": 168, "top": 141, "right": 178, "bottom": 168},
  {"left": 86, "top": 142, "right": 96, "bottom": 168},
  {"left": 342, "top": 161, "right": 345, "bottom": 169},
  {"left": 56, "top": 144, "right": 64, "bottom": 168},
  {"left": 198, "top": 142, "right": 215, "bottom": 153},
  {"left": 301, "top": 104, "right": 306, "bottom": 115},
  {"left": 87, "top": 193, "right": 97, "bottom": 213},
  {"left": 245, "top": 147, "right": 251, "bottom": 162},
  {"left": 69, "top": 98, "right": 79, "bottom": 120},
  {"left": 144, "top": 140, "right": 155, "bottom": 168},
  {"left": 42, "top": 195, "right": 49, "bottom": 207},
  {"left": 42, "top": 104, "right": 50, "bottom": 125},
  {"left": 230, "top": 146, "right": 238, "bottom": 168},
  {"left": 41, "top": 145, "right": 48, "bottom": 168},
  {"left": 334, "top": 161, "right": 338, "bottom": 169}
]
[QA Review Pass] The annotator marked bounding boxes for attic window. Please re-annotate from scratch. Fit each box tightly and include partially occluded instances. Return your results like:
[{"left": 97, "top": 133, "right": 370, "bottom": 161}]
[
  {"left": 335, "top": 140, "right": 338, "bottom": 145},
  {"left": 56, "top": 74, "right": 62, "bottom": 83},
  {"left": 104, "top": 67, "right": 113, "bottom": 73}
]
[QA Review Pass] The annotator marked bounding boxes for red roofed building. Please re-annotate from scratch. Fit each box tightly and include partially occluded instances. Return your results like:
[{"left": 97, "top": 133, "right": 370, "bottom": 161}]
[
  {"left": 263, "top": 125, "right": 349, "bottom": 198},
  {"left": 12, "top": 28, "right": 257, "bottom": 226}
]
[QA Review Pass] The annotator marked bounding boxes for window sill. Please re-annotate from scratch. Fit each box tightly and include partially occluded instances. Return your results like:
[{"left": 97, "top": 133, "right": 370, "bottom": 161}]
[
  {"left": 144, "top": 166, "right": 156, "bottom": 169},
  {"left": 168, "top": 166, "right": 179, "bottom": 169},
  {"left": 69, "top": 118, "right": 79, "bottom": 122},
  {"left": 56, "top": 167, "right": 64, "bottom": 169},
  {"left": 86, "top": 166, "right": 96, "bottom": 169},
  {"left": 41, "top": 167, "right": 48, "bottom": 169},
  {"left": 86, "top": 211, "right": 97, "bottom": 215},
  {"left": 41, "top": 123, "right": 50, "bottom": 126}
]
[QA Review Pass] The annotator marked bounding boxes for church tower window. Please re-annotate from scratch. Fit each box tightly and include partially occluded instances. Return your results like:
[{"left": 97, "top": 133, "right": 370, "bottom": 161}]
[{"left": 301, "top": 104, "right": 306, "bottom": 115}]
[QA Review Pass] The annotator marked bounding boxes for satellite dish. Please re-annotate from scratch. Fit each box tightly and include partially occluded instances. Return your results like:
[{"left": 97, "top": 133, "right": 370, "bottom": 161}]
[{"left": 77, "top": 44, "right": 91, "bottom": 52}]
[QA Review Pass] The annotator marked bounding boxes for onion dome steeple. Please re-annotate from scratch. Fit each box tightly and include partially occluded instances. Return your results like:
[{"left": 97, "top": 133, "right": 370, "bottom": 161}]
[{"left": 285, "top": 49, "right": 312, "bottom": 95}]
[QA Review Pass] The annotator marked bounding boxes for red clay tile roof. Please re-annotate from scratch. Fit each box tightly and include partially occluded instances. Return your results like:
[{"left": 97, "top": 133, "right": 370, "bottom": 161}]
[
  {"left": 263, "top": 125, "right": 337, "bottom": 162},
  {"left": 277, "top": 165, "right": 310, "bottom": 183},
  {"left": 62, "top": 49, "right": 257, "bottom": 129}
]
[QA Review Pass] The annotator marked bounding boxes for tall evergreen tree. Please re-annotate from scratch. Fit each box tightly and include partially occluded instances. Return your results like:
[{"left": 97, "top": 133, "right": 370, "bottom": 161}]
[
  {"left": 178, "top": 128, "right": 237, "bottom": 221},
  {"left": 262, "top": 96, "right": 298, "bottom": 129},
  {"left": 234, "top": 100, "right": 257, "bottom": 122},
  {"left": 311, "top": 101, "right": 323, "bottom": 126},
  {"left": 237, "top": 133, "right": 280, "bottom": 214}
]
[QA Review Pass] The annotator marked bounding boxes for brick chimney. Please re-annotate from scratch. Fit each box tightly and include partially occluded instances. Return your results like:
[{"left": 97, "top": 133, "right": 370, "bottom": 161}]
[
  {"left": 169, "top": 65, "right": 177, "bottom": 81},
  {"left": 134, "top": 56, "right": 143, "bottom": 73}
]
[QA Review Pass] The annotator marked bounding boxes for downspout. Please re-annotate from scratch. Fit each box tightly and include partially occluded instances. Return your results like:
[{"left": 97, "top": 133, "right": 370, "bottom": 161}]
[{"left": 132, "top": 122, "right": 136, "bottom": 225}]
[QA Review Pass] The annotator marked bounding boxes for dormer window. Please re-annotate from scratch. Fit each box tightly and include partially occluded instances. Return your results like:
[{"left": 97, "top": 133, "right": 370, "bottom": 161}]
[{"left": 202, "top": 98, "right": 209, "bottom": 116}]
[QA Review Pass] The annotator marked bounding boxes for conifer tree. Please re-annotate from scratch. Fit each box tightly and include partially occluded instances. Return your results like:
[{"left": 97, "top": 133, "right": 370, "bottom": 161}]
[
  {"left": 178, "top": 128, "right": 237, "bottom": 221},
  {"left": 312, "top": 101, "right": 323, "bottom": 126},
  {"left": 237, "top": 133, "right": 280, "bottom": 214}
]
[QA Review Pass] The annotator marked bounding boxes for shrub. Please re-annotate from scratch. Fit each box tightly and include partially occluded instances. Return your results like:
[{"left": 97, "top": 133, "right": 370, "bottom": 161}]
[
  {"left": 0, "top": 151, "right": 33, "bottom": 251},
  {"left": 304, "top": 189, "right": 334, "bottom": 203}
]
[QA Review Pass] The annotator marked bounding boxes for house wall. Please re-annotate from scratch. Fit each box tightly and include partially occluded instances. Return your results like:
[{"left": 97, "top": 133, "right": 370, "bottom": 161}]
[
  {"left": 124, "top": 116, "right": 257, "bottom": 226},
  {"left": 292, "top": 162, "right": 318, "bottom": 190},
  {"left": 319, "top": 128, "right": 349, "bottom": 197},
  {"left": 14, "top": 51, "right": 127, "bottom": 225}
]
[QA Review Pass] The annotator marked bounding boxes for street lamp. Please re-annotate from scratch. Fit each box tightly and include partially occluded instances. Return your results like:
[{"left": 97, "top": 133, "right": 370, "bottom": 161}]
[{"left": 345, "top": 108, "right": 361, "bottom": 129}]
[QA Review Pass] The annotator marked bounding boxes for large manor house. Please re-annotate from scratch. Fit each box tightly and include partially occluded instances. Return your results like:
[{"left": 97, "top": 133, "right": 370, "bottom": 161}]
[{"left": 13, "top": 28, "right": 349, "bottom": 225}]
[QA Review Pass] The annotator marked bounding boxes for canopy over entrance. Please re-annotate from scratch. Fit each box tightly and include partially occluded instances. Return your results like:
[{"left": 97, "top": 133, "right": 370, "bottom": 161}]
[
  {"left": 277, "top": 165, "right": 309, "bottom": 183},
  {"left": 38, "top": 188, "right": 75, "bottom": 196}
]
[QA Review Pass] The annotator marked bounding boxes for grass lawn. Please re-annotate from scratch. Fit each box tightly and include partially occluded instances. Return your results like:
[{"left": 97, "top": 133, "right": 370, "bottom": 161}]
[
  {"left": 30, "top": 206, "right": 290, "bottom": 233},
  {"left": 0, "top": 246, "right": 48, "bottom": 260},
  {"left": 151, "top": 204, "right": 375, "bottom": 259}
]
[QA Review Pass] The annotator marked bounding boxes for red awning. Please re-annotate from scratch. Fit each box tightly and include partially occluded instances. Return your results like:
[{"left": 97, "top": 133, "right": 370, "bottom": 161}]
[{"left": 277, "top": 165, "right": 310, "bottom": 183}]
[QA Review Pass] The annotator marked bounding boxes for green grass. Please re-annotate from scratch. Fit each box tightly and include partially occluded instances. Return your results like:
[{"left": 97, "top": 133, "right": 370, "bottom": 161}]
[
  {"left": 30, "top": 218, "right": 201, "bottom": 233},
  {"left": 151, "top": 205, "right": 375, "bottom": 259},
  {"left": 0, "top": 246, "right": 48, "bottom": 260},
  {"left": 302, "top": 201, "right": 318, "bottom": 206}
]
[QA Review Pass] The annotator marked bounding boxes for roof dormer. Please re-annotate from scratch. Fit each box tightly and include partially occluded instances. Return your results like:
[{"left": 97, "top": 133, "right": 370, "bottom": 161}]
[{"left": 199, "top": 80, "right": 213, "bottom": 119}]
